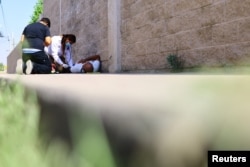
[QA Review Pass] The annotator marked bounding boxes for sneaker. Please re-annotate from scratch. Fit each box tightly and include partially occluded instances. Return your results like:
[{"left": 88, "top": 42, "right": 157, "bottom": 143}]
[
  {"left": 26, "top": 60, "right": 33, "bottom": 74},
  {"left": 15, "top": 59, "right": 23, "bottom": 74}
]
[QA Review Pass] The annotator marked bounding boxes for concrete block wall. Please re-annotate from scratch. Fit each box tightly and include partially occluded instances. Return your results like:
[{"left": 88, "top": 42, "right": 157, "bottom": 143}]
[
  {"left": 7, "top": 0, "right": 250, "bottom": 73},
  {"left": 43, "top": 0, "right": 110, "bottom": 72},
  {"left": 7, "top": 42, "right": 22, "bottom": 74},
  {"left": 121, "top": 0, "right": 250, "bottom": 71}
]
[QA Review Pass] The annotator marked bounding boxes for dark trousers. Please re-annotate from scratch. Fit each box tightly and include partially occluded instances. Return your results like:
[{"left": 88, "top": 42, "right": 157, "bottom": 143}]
[{"left": 22, "top": 51, "right": 52, "bottom": 74}]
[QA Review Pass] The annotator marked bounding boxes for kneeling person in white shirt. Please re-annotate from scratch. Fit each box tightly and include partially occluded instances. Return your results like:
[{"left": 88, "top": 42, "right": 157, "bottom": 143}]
[{"left": 44, "top": 34, "right": 76, "bottom": 73}]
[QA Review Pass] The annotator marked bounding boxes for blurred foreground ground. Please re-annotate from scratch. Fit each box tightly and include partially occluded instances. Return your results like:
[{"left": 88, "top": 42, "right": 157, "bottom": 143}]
[{"left": 1, "top": 73, "right": 250, "bottom": 167}]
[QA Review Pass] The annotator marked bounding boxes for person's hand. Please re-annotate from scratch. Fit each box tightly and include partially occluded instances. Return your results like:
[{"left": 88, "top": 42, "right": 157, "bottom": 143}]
[{"left": 62, "top": 64, "right": 69, "bottom": 68}]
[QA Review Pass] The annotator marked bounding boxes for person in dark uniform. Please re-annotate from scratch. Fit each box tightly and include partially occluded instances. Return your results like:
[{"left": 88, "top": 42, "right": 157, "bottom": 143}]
[{"left": 16, "top": 17, "right": 52, "bottom": 74}]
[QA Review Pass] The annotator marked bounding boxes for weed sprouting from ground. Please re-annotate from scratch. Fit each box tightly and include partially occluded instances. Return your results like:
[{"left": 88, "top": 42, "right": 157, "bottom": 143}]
[{"left": 167, "top": 54, "right": 184, "bottom": 72}]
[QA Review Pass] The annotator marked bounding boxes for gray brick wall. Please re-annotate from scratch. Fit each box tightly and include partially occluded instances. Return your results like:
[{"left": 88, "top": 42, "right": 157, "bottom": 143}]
[
  {"left": 44, "top": 0, "right": 109, "bottom": 72},
  {"left": 7, "top": 0, "right": 250, "bottom": 73},
  {"left": 121, "top": 0, "right": 250, "bottom": 71}
]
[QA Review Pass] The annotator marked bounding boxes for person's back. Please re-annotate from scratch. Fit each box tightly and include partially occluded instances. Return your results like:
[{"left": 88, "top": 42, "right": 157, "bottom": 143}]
[
  {"left": 16, "top": 17, "right": 52, "bottom": 74},
  {"left": 45, "top": 36, "right": 63, "bottom": 56},
  {"left": 22, "top": 22, "right": 50, "bottom": 51}
]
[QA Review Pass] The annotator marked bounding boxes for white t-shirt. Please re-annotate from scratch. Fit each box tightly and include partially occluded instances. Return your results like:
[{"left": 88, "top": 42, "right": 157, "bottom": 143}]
[
  {"left": 70, "top": 60, "right": 100, "bottom": 73},
  {"left": 90, "top": 60, "right": 101, "bottom": 72}
]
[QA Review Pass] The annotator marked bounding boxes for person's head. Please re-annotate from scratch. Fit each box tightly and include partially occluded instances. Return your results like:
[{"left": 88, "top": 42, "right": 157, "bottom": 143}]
[
  {"left": 62, "top": 34, "right": 76, "bottom": 44},
  {"left": 40, "top": 17, "right": 51, "bottom": 28},
  {"left": 82, "top": 62, "right": 93, "bottom": 73},
  {"left": 61, "top": 34, "right": 76, "bottom": 53}
]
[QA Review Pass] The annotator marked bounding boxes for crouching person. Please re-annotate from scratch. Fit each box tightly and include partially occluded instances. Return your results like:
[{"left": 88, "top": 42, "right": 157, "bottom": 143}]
[
  {"left": 70, "top": 55, "right": 101, "bottom": 73},
  {"left": 44, "top": 34, "right": 76, "bottom": 73},
  {"left": 16, "top": 18, "right": 52, "bottom": 74}
]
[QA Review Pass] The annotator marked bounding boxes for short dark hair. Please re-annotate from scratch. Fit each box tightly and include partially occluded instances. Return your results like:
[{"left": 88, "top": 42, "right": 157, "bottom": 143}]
[{"left": 40, "top": 17, "right": 51, "bottom": 28}]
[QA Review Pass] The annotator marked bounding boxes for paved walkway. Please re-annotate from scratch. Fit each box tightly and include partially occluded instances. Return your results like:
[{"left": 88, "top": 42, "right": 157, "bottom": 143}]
[
  {"left": 1, "top": 73, "right": 183, "bottom": 113},
  {"left": 0, "top": 73, "right": 249, "bottom": 113}
]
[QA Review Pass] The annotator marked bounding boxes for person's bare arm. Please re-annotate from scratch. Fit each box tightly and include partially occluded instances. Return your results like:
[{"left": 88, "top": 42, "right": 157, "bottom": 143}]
[
  {"left": 78, "top": 55, "right": 100, "bottom": 63},
  {"left": 44, "top": 36, "right": 52, "bottom": 46}
]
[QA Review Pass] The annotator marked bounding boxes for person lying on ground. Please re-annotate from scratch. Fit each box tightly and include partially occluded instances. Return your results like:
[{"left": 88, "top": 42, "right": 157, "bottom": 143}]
[{"left": 70, "top": 55, "right": 101, "bottom": 73}]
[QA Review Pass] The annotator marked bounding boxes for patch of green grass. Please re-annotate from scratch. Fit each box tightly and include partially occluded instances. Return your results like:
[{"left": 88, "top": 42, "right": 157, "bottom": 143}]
[
  {"left": 0, "top": 80, "right": 45, "bottom": 167},
  {"left": 0, "top": 80, "right": 116, "bottom": 167}
]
